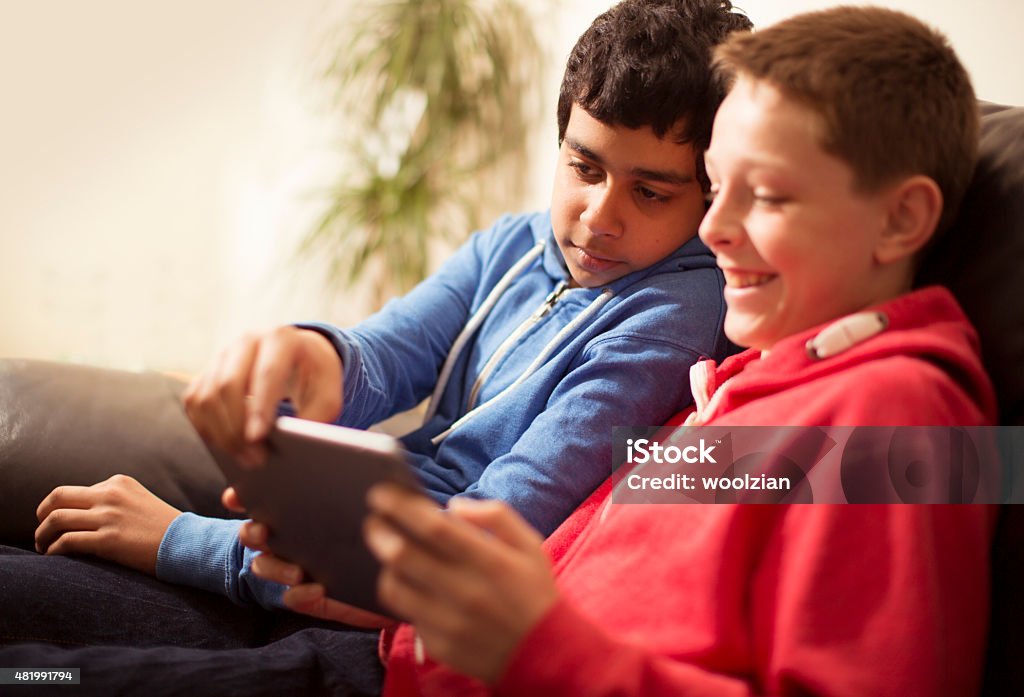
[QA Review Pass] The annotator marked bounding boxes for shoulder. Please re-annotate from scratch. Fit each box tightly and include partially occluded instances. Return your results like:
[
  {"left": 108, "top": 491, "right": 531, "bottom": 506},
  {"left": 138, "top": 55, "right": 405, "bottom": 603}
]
[
  {"left": 589, "top": 266, "right": 728, "bottom": 355},
  {"left": 610, "top": 238, "right": 726, "bottom": 328},
  {"left": 810, "top": 354, "right": 988, "bottom": 425},
  {"left": 472, "top": 211, "right": 550, "bottom": 253},
  {"left": 439, "top": 211, "right": 551, "bottom": 284},
  {"left": 626, "top": 266, "right": 726, "bottom": 317}
]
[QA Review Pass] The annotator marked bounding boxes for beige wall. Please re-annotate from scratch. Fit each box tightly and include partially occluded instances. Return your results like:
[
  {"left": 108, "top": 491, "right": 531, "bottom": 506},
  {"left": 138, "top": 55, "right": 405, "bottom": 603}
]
[
  {"left": 740, "top": 0, "right": 1024, "bottom": 107},
  {"left": 1, "top": 0, "right": 1019, "bottom": 372},
  {"left": 0, "top": 1, "right": 350, "bottom": 371}
]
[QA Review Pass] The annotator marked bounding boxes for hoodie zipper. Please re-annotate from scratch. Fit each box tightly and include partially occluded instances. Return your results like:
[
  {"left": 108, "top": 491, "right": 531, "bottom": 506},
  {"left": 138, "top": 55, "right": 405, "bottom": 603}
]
[{"left": 466, "top": 280, "right": 570, "bottom": 411}]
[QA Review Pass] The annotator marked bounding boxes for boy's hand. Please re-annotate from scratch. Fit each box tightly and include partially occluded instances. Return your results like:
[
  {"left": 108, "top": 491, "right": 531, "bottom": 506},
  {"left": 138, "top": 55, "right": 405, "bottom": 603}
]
[
  {"left": 222, "top": 486, "right": 246, "bottom": 514},
  {"left": 183, "top": 326, "right": 343, "bottom": 466},
  {"left": 282, "top": 581, "right": 396, "bottom": 629},
  {"left": 365, "top": 484, "right": 560, "bottom": 684},
  {"left": 239, "top": 519, "right": 395, "bottom": 629},
  {"left": 34, "top": 475, "right": 181, "bottom": 576}
]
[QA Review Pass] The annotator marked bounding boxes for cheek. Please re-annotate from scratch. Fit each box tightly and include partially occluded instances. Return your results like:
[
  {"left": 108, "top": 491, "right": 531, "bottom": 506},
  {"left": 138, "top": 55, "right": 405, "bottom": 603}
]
[
  {"left": 640, "top": 198, "right": 705, "bottom": 252},
  {"left": 678, "top": 200, "right": 708, "bottom": 241},
  {"left": 551, "top": 181, "right": 584, "bottom": 224},
  {"left": 668, "top": 191, "right": 714, "bottom": 242},
  {"left": 550, "top": 165, "right": 568, "bottom": 196},
  {"left": 772, "top": 245, "right": 856, "bottom": 316},
  {"left": 750, "top": 218, "right": 811, "bottom": 274}
]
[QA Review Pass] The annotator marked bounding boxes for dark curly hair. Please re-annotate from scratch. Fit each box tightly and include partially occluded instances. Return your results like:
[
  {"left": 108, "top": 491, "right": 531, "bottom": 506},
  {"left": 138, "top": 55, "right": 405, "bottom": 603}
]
[{"left": 557, "top": 0, "right": 752, "bottom": 161}]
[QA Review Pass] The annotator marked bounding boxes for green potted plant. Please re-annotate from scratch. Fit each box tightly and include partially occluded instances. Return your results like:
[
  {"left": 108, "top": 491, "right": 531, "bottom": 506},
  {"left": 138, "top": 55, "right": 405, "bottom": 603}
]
[{"left": 302, "top": 0, "right": 544, "bottom": 308}]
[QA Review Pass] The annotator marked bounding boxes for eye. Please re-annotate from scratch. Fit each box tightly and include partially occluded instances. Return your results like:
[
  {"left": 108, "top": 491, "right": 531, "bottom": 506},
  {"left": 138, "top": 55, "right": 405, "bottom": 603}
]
[
  {"left": 637, "top": 185, "right": 670, "bottom": 203},
  {"left": 753, "top": 194, "right": 787, "bottom": 207},
  {"left": 704, "top": 188, "right": 719, "bottom": 204},
  {"left": 568, "top": 160, "right": 600, "bottom": 180},
  {"left": 752, "top": 188, "right": 787, "bottom": 207}
]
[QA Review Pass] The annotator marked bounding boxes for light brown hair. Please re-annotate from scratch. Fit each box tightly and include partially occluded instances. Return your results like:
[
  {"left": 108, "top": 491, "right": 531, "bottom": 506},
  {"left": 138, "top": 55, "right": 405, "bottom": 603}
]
[{"left": 714, "top": 6, "right": 978, "bottom": 237}]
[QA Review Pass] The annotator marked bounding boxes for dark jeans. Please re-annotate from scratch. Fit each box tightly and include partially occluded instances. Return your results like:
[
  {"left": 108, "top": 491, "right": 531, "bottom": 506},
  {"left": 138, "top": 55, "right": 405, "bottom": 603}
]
[{"left": 0, "top": 546, "right": 383, "bottom": 696}]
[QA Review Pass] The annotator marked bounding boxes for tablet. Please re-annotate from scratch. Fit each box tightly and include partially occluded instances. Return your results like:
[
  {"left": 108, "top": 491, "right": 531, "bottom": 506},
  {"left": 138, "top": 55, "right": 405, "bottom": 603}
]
[{"left": 206, "top": 415, "right": 424, "bottom": 616}]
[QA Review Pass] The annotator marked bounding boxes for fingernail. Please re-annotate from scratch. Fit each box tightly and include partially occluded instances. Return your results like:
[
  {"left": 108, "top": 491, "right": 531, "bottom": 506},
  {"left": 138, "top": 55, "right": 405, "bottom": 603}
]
[
  {"left": 448, "top": 496, "right": 475, "bottom": 510},
  {"left": 367, "top": 484, "right": 397, "bottom": 511},
  {"left": 246, "top": 415, "right": 265, "bottom": 442},
  {"left": 366, "top": 525, "right": 401, "bottom": 558}
]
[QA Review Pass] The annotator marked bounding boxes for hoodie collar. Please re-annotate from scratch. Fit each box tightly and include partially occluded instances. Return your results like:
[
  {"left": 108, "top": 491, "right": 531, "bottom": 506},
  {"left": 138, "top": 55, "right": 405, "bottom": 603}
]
[
  {"left": 688, "top": 286, "right": 995, "bottom": 424},
  {"left": 720, "top": 286, "right": 991, "bottom": 404}
]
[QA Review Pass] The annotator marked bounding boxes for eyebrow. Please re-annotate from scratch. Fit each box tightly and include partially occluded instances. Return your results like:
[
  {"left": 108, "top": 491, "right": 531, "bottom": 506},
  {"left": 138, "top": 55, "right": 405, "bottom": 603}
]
[
  {"left": 565, "top": 138, "right": 695, "bottom": 186},
  {"left": 705, "top": 149, "right": 796, "bottom": 178}
]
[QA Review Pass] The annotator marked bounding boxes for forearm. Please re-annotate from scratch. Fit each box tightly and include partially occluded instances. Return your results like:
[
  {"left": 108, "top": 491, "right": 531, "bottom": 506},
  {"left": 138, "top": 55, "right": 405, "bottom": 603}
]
[
  {"left": 295, "top": 254, "right": 482, "bottom": 429},
  {"left": 294, "top": 323, "right": 393, "bottom": 429},
  {"left": 155, "top": 513, "right": 285, "bottom": 609}
]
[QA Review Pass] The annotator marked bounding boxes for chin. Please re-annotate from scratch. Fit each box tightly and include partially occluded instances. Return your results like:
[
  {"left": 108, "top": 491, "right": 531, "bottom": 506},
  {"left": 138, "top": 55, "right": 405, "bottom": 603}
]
[
  {"left": 724, "top": 321, "right": 766, "bottom": 352},
  {"left": 568, "top": 268, "right": 611, "bottom": 288}
]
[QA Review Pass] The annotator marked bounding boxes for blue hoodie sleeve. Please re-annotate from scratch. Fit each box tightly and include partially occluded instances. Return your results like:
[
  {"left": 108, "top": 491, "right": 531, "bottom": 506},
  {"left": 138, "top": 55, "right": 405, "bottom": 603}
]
[
  {"left": 295, "top": 218, "right": 516, "bottom": 430},
  {"left": 151, "top": 216, "right": 541, "bottom": 604},
  {"left": 297, "top": 214, "right": 549, "bottom": 429},
  {"left": 155, "top": 513, "right": 287, "bottom": 609}
]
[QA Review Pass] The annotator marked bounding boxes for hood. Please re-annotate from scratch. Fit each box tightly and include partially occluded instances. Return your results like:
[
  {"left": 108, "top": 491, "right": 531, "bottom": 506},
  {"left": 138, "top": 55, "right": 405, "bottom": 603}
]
[{"left": 710, "top": 286, "right": 997, "bottom": 421}]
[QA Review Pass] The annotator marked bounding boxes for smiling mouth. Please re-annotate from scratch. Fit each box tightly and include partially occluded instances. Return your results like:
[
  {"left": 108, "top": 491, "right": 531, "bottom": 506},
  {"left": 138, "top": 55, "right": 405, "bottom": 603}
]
[{"left": 723, "top": 270, "right": 777, "bottom": 288}]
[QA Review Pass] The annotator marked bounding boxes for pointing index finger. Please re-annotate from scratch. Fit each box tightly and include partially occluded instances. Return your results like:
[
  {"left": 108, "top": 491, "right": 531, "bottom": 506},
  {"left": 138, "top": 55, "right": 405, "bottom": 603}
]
[{"left": 246, "top": 329, "right": 300, "bottom": 444}]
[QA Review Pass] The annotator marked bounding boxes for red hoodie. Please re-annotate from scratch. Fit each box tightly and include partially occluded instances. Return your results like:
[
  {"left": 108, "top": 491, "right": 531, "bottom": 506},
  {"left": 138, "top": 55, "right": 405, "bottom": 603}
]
[{"left": 382, "top": 286, "right": 998, "bottom": 697}]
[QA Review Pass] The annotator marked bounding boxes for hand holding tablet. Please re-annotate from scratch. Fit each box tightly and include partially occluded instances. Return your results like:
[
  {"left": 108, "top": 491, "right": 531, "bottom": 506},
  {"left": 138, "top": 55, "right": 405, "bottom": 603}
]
[{"left": 205, "top": 415, "right": 426, "bottom": 616}]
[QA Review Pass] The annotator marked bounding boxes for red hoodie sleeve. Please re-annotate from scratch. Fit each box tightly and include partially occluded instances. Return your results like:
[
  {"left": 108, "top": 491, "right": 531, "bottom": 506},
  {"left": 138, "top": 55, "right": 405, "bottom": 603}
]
[
  {"left": 495, "top": 597, "right": 752, "bottom": 697},
  {"left": 492, "top": 504, "right": 995, "bottom": 697}
]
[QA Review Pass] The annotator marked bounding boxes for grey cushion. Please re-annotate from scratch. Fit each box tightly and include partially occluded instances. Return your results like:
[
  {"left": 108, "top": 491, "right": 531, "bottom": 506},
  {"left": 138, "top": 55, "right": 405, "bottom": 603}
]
[
  {"left": 0, "top": 358, "right": 231, "bottom": 548},
  {"left": 917, "top": 102, "right": 1024, "bottom": 426}
]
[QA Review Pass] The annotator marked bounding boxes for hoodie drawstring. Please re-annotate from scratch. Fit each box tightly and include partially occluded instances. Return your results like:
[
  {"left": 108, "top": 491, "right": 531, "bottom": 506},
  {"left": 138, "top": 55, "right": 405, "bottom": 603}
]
[
  {"left": 429, "top": 287, "right": 615, "bottom": 445},
  {"left": 422, "top": 242, "right": 545, "bottom": 424}
]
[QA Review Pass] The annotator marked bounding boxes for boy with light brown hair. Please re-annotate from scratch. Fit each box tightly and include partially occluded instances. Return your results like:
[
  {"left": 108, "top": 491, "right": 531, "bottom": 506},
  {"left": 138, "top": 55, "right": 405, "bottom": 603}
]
[{"left": 310, "top": 7, "right": 997, "bottom": 696}]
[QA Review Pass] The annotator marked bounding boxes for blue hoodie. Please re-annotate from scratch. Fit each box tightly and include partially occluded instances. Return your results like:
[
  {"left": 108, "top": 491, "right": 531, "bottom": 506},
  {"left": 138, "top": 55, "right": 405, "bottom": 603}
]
[{"left": 156, "top": 211, "right": 731, "bottom": 607}]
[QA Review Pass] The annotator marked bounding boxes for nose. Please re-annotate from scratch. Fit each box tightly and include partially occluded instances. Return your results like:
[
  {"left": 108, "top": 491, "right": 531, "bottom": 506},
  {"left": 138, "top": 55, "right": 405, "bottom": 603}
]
[
  {"left": 698, "top": 190, "right": 744, "bottom": 251},
  {"left": 579, "top": 184, "right": 625, "bottom": 238}
]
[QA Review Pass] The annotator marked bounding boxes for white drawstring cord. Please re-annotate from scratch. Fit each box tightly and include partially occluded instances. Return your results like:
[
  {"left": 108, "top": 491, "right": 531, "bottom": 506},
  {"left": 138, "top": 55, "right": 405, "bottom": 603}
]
[
  {"left": 430, "top": 288, "right": 615, "bottom": 445},
  {"left": 422, "top": 242, "right": 545, "bottom": 424}
]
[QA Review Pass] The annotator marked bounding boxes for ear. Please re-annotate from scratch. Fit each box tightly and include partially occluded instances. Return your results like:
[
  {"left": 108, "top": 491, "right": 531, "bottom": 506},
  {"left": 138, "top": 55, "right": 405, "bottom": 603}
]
[{"left": 873, "top": 175, "right": 943, "bottom": 265}]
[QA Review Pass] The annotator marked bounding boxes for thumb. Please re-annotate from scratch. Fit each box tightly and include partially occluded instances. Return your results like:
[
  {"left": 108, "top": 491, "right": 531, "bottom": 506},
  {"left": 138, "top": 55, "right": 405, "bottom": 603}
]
[{"left": 447, "top": 497, "right": 544, "bottom": 553}]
